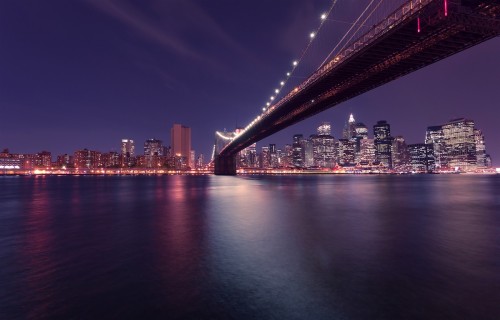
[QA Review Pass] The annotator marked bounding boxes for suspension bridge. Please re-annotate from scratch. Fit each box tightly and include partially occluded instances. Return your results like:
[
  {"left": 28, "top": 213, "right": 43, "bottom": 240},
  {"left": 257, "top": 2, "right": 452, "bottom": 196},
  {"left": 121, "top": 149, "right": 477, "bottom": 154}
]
[{"left": 214, "top": 0, "right": 500, "bottom": 175}]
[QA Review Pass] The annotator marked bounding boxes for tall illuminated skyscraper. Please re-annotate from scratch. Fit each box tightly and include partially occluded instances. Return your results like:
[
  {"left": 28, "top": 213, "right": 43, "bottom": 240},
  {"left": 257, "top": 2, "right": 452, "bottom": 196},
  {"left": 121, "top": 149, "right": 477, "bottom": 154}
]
[
  {"left": 312, "top": 122, "right": 335, "bottom": 168},
  {"left": 392, "top": 136, "right": 408, "bottom": 171},
  {"left": 292, "top": 134, "right": 304, "bottom": 168},
  {"left": 121, "top": 139, "right": 135, "bottom": 167},
  {"left": 442, "top": 118, "right": 476, "bottom": 171},
  {"left": 474, "top": 129, "right": 489, "bottom": 168},
  {"left": 171, "top": 124, "right": 192, "bottom": 168},
  {"left": 343, "top": 113, "right": 357, "bottom": 140},
  {"left": 373, "top": 120, "right": 393, "bottom": 168},
  {"left": 260, "top": 146, "right": 270, "bottom": 169},
  {"left": 359, "top": 138, "right": 376, "bottom": 164},
  {"left": 408, "top": 144, "right": 435, "bottom": 172},
  {"left": 121, "top": 139, "right": 135, "bottom": 157},
  {"left": 425, "top": 126, "right": 445, "bottom": 168}
]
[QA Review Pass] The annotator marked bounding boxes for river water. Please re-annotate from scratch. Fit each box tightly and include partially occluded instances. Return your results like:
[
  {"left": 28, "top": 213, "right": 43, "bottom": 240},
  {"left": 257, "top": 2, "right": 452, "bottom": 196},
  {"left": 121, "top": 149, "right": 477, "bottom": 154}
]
[{"left": 0, "top": 174, "right": 499, "bottom": 319}]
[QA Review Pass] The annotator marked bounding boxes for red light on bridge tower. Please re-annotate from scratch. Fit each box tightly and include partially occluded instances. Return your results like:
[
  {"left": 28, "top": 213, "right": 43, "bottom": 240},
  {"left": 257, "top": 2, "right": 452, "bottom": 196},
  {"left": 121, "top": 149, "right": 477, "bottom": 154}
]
[
  {"left": 417, "top": 17, "right": 421, "bottom": 33},
  {"left": 444, "top": 0, "right": 448, "bottom": 17}
]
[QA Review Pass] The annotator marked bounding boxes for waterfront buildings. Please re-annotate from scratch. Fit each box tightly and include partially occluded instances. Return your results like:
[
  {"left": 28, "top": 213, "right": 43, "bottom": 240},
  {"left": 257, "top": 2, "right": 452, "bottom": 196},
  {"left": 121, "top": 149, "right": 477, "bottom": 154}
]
[
  {"left": 1, "top": 115, "right": 493, "bottom": 173},
  {"left": 74, "top": 149, "right": 102, "bottom": 169}
]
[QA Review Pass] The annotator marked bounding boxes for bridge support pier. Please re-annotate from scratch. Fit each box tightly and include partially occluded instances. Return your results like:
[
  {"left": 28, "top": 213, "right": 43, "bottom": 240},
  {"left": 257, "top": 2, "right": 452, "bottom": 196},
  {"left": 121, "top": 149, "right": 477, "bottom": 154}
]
[{"left": 214, "top": 155, "right": 237, "bottom": 175}]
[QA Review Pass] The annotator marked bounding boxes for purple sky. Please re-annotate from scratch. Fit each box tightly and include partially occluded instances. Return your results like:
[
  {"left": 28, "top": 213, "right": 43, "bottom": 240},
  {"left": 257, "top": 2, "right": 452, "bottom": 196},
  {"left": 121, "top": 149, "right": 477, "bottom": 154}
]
[{"left": 1, "top": 0, "right": 499, "bottom": 164}]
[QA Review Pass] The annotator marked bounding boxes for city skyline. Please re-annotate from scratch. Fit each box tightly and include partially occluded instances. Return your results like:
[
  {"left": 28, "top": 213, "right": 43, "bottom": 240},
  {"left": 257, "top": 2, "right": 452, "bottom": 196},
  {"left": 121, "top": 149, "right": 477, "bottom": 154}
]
[
  {"left": 1, "top": 1, "right": 500, "bottom": 164},
  {"left": 1, "top": 113, "right": 493, "bottom": 174}
]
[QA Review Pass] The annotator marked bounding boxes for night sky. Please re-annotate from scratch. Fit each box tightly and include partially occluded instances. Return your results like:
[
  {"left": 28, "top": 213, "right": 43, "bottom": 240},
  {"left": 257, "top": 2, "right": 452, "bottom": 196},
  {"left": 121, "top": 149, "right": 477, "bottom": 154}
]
[{"left": 1, "top": 1, "right": 499, "bottom": 164}]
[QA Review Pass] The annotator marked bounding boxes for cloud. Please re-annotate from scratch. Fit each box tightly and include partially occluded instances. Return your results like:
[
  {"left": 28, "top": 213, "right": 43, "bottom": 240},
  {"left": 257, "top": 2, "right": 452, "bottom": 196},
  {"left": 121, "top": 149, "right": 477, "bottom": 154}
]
[
  {"left": 85, "top": 0, "right": 208, "bottom": 62},
  {"left": 85, "top": 0, "right": 259, "bottom": 69}
]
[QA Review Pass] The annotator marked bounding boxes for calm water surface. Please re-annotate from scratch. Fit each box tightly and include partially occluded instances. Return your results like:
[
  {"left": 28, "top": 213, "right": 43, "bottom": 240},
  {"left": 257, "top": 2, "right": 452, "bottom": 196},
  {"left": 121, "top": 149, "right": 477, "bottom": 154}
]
[{"left": 0, "top": 175, "right": 499, "bottom": 319}]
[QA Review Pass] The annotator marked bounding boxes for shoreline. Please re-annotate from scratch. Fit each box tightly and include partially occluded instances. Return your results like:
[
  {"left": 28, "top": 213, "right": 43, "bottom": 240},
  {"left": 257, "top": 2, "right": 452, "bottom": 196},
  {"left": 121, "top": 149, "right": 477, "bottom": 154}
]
[{"left": 1, "top": 169, "right": 498, "bottom": 176}]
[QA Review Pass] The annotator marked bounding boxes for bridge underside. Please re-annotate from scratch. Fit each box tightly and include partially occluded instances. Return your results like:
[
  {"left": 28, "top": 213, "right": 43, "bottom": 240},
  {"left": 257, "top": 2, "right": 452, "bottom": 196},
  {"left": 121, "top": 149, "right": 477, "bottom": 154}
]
[{"left": 215, "top": 0, "right": 500, "bottom": 175}]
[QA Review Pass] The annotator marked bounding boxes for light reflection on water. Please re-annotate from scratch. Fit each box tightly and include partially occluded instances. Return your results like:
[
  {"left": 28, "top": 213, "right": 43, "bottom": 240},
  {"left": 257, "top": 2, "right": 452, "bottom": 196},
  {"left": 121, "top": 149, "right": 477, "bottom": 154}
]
[{"left": 0, "top": 175, "right": 499, "bottom": 319}]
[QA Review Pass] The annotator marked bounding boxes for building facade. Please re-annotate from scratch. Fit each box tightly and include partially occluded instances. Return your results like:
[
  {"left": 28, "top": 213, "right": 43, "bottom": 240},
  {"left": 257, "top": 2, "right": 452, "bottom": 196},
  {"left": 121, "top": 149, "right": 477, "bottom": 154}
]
[
  {"left": 441, "top": 118, "right": 476, "bottom": 171},
  {"left": 373, "top": 120, "right": 393, "bottom": 168},
  {"left": 171, "top": 124, "right": 192, "bottom": 168}
]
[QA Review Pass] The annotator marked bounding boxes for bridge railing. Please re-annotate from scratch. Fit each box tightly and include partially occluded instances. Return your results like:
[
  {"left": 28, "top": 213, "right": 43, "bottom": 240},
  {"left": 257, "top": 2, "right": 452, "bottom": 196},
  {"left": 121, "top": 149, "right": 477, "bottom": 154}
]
[{"left": 264, "top": 0, "right": 434, "bottom": 116}]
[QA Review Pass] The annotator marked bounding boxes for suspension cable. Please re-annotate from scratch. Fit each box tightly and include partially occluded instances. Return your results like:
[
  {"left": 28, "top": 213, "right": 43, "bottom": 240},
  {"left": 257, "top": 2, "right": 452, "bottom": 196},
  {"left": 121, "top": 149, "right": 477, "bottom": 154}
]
[{"left": 319, "top": 0, "right": 378, "bottom": 67}]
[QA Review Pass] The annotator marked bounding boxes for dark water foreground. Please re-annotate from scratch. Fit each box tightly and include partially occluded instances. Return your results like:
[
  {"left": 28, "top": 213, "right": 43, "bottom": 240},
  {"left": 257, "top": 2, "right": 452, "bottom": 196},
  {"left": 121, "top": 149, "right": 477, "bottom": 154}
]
[{"left": 0, "top": 175, "right": 499, "bottom": 319}]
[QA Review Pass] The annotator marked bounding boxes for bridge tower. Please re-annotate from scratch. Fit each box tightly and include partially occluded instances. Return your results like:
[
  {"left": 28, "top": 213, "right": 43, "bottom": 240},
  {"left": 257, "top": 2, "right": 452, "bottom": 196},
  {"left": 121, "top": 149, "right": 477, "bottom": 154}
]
[
  {"left": 213, "top": 130, "right": 237, "bottom": 175},
  {"left": 214, "top": 154, "right": 237, "bottom": 175}
]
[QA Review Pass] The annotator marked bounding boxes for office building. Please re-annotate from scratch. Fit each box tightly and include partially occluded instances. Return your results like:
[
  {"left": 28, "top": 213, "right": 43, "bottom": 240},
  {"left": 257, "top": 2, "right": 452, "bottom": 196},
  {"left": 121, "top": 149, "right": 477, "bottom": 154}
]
[
  {"left": 144, "top": 139, "right": 163, "bottom": 156},
  {"left": 474, "top": 129, "right": 489, "bottom": 168},
  {"left": 171, "top": 123, "right": 192, "bottom": 168},
  {"left": 74, "top": 149, "right": 102, "bottom": 169},
  {"left": 373, "top": 120, "right": 393, "bottom": 168},
  {"left": 337, "top": 139, "right": 356, "bottom": 166},
  {"left": 121, "top": 139, "right": 135, "bottom": 167},
  {"left": 312, "top": 122, "right": 336, "bottom": 168},
  {"left": 359, "top": 138, "right": 376, "bottom": 164},
  {"left": 408, "top": 143, "right": 435, "bottom": 172},
  {"left": 292, "top": 134, "right": 304, "bottom": 168},
  {"left": 441, "top": 118, "right": 476, "bottom": 171},
  {"left": 303, "top": 139, "right": 314, "bottom": 168},
  {"left": 342, "top": 113, "right": 357, "bottom": 140},
  {"left": 392, "top": 136, "right": 408, "bottom": 171},
  {"left": 260, "top": 146, "right": 270, "bottom": 169},
  {"left": 425, "top": 125, "right": 446, "bottom": 168}
]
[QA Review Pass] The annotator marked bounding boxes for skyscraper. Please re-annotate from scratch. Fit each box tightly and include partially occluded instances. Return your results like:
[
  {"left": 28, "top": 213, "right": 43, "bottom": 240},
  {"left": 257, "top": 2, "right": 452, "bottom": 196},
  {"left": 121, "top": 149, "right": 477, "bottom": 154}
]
[
  {"left": 171, "top": 124, "right": 192, "bottom": 168},
  {"left": 474, "top": 129, "right": 489, "bottom": 168},
  {"left": 392, "top": 136, "right": 408, "bottom": 171},
  {"left": 359, "top": 138, "right": 376, "bottom": 164},
  {"left": 408, "top": 144, "right": 435, "bottom": 172},
  {"left": 260, "top": 146, "right": 270, "bottom": 169},
  {"left": 144, "top": 139, "right": 163, "bottom": 156},
  {"left": 342, "top": 113, "right": 357, "bottom": 140},
  {"left": 303, "top": 139, "right": 314, "bottom": 168},
  {"left": 441, "top": 118, "right": 476, "bottom": 171},
  {"left": 353, "top": 122, "right": 368, "bottom": 162},
  {"left": 269, "top": 144, "right": 278, "bottom": 168},
  {"left": 425, "top": 126, "right": 445, "bottom": 169},
  {"left": 312, "top": 122, "right": 336, "bottom": 168},
  {"left": 292, "top": 134, "right": 304, "bottom": 168},
  {"left": 121, "top": 139, "right": 135, "bottom": 167},
  {"left": 337, "top": 139, "right": 355, "bottom": 166},
  {"left": 373, "top": 120, "right": 393, "bottom": 168}
]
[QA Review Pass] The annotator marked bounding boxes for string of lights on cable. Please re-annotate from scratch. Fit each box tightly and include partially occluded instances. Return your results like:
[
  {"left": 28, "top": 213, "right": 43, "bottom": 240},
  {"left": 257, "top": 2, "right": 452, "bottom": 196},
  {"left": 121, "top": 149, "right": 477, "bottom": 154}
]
[{"left": 261, "top": 0, "right": 340, "bottom": 114}]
